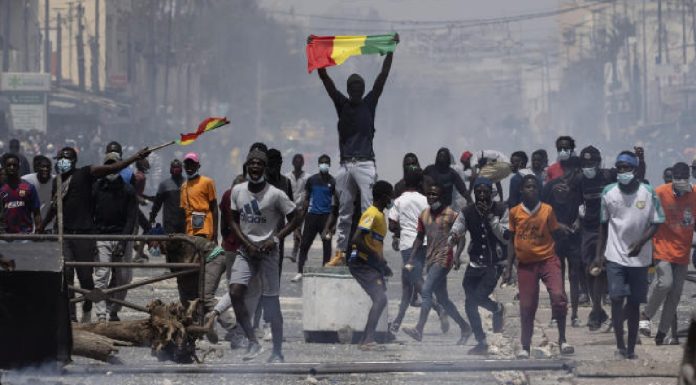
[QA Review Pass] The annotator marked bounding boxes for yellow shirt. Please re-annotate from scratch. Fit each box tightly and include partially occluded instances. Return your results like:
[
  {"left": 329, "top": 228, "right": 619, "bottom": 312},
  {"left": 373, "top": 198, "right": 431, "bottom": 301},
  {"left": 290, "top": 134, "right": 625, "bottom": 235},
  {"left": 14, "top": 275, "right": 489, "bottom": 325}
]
[
  {"left": 180, "top": 175, "right": 217, "bottom": 239},
  {"left": 354, "top": 205, "right": 387, "bottom": 261}
]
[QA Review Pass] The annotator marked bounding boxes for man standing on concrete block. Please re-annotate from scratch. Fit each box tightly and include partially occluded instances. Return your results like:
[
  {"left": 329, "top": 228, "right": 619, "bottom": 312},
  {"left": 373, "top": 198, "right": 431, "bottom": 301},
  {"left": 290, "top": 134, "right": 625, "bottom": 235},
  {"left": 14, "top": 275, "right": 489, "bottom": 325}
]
[
  {"left": 316, "top": 36, "right": 397, "bottom": 266},
  {"left": 639, "top": 162, "right": 696, "bottom": 345},
  {"left": 347, "top": 180, "right": 394, "bottom": 350}
]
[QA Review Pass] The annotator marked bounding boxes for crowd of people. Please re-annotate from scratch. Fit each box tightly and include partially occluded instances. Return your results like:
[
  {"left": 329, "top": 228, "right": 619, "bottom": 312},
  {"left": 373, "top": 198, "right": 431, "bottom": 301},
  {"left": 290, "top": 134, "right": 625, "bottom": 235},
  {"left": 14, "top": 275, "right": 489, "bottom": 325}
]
[{"left": 1, "top": 47, "right": 696, "bottom": 364}]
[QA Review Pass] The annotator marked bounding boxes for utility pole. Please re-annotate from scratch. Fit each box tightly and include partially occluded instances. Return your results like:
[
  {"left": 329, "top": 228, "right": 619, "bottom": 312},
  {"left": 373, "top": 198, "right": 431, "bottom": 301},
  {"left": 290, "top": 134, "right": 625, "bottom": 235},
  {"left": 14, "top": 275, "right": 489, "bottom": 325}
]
[
  {"left": 163, "top": 0, "right": 174, "bottom": 112},
  {"left": 657, "top": 0, "right": 663, "bottom": 65},
  {"left": 91, "top": 0, "right": 99, "bottom": 92},
  {"left": 2, "top": 0, "right": 10, "bottom": 71},
  {"left": 68, "top": 2, "right": 72, "bottom": 80},
  {"left": 56, "top": 11, "right": 62, "bottom": 85},
  {"left": 642, "top": 0, "right": 648, "bottom": 122},
  {"left": 44, "top": 0, "right": 50, "bottom": 73},
  {"left": 24, "top": 0, "right": 29, "bottom": 71},
  {"left": 684, "top": 0, "right": 688, "bottom": 64},
  {"left": 76, "top": 2, "right": 85, "bottom": 90}
]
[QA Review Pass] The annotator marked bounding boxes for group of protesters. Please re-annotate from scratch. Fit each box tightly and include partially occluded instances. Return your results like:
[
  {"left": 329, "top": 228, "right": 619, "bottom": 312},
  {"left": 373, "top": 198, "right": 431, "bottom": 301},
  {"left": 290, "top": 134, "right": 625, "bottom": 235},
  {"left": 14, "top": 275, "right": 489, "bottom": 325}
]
[{"left": 1, "top": 48, "right": 696, "bottom": 364}]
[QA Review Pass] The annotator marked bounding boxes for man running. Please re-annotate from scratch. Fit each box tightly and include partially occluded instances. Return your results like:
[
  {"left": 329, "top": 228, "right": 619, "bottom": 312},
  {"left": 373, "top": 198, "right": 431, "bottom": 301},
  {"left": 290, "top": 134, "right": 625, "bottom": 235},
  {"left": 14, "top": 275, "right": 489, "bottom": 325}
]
[
  {"left": 149, "top": 159, "right": 186, "bottom": 234},
  {"left": 503, "top": 175, "right": 574, "bottom": 358},
  {"left": 593, "top": 151, "right": 664, "bottom": 360},
  {"left": 546, "top": 136, "right": 578, "bottom": 182},
  {"left": 22, "top": 155, "right": 54, "bottom": 230},
  {"left": 403, "top": 184, "right": 472, "bottom": 345},
  {"left": 450, "top": 177, "right": 508, "bottom": 355},
  {"left": 228, "top": 149, "right": 301, "bottom": 363},
  {"left": 508, "top": 151, "right": 538, "bottom": 208},
  {"left": 0, "top": 153, "right": 41, "bottom": 234},
  {"left": 317, "top": 35, "right": 397, "bottom": 266},
  {"left": 639, "top": 162, "right": 695, "bottom": 345},
  {"left": 423, "top": 147, "right": 472, "bottom": 211}
]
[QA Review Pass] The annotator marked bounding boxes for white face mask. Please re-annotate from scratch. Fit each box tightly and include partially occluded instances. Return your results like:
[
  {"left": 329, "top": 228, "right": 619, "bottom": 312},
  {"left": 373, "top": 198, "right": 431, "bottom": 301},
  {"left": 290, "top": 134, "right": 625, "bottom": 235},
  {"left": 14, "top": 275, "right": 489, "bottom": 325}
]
[
  {"left": 56, "top": 158, "right": 73, "bottom": 174},
  {"left": 248, "top": 174, "right": 265, "bottom": 185},
  {"left": 558, "top": 149, "right": 572, "bottom": 161},
  {"left": 582, "top": 167, "right": 597, "bottom": 179},
  {"left": 318, "top": 163, "right": 330, "bottom": 173},
  {"left": 186, "top": 171, "right": 199, "bottom": 179},
  {"left": 105, "top": 174, "right": 119, "bottom": 182},
  {"left": 673, "top": 179, "right": 692, "bottom": 194}
]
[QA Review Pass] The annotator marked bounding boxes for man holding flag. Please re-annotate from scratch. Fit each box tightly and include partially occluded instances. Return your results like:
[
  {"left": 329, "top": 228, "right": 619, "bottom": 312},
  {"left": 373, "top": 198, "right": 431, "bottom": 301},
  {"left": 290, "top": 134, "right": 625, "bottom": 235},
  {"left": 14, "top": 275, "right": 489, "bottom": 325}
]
[{"left": 310, "top": 33, "right": 399, "bottom": 266}]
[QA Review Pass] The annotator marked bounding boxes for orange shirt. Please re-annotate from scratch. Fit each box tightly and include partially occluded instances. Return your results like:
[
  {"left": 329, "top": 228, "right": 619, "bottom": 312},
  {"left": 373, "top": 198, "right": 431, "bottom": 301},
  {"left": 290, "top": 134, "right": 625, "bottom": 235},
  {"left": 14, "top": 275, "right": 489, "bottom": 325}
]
[
  {"left": 180, "top": 175, "right": 217, "bottom": 239},
  {"left": 653, "top": 184, "right": 696, "bottom": 265},
  {"left": 509, "top": 202, "right": 559, "bottom": 264}
]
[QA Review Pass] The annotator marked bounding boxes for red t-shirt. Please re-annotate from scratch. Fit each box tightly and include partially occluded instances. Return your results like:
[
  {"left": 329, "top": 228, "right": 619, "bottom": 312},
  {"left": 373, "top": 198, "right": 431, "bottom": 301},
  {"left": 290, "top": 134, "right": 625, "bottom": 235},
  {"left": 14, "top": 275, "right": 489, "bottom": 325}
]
[
  {"left": 545, "top": 162, "right": 564, "bottom": 182},
  {"left": 219, "top": 189, "right": 240, "bottom": 252}
]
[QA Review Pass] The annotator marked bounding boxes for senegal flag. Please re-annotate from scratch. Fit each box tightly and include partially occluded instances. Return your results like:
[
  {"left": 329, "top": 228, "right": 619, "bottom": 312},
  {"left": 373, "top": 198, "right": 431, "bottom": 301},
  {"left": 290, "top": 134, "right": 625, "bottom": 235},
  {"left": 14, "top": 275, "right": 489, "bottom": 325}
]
[{"left": 306, "top": 33, "right": 397, "bottom": 73}]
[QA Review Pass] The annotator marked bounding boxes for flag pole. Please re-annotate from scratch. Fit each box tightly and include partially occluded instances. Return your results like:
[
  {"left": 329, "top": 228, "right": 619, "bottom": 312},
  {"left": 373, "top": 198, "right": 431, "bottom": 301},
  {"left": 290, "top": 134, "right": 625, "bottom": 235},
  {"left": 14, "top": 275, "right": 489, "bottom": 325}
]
[{"left": 148, "top": 141, "right": 176, "bottom": 153}]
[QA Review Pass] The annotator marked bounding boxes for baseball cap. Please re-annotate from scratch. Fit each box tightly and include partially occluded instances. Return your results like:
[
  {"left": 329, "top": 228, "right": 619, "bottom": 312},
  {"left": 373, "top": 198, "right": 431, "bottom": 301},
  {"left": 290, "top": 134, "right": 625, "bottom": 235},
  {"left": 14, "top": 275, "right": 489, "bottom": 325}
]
[
  {"left": 460, "top": 151, "right": 473, "bottom": 162},
  {"left": 183, "top": 152, "right": 199, "bottom": 163}
]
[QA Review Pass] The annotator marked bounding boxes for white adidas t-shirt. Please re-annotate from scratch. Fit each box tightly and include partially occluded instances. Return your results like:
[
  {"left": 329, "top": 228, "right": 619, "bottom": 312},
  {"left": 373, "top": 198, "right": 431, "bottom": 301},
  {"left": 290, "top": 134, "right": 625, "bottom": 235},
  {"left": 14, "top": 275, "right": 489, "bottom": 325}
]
[
  {"left": 388, "top": 190, "right": 428, "bottom": 251},
  {"left": 600, "top": 183, "right": 665, "bottom": 267}
]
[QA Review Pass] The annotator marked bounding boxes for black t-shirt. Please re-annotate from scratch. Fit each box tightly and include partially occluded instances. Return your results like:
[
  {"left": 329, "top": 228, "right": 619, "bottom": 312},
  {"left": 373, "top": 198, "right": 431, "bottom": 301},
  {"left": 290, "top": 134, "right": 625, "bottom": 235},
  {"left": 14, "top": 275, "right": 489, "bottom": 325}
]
[
  {"left": 331, "top": 90, "right": 378, "bottom": 160},
  {"left": 53, "top": 166, "right": 96, "bottom": 232},
  {"left": 422, "top": 165, "right": 464, "bottom": 207},
  {"left": 541, "top": 177, "right": 582, "bottom": 226},
  {"left": 575, "top": 168, "right": 616, "bottom": 231}
]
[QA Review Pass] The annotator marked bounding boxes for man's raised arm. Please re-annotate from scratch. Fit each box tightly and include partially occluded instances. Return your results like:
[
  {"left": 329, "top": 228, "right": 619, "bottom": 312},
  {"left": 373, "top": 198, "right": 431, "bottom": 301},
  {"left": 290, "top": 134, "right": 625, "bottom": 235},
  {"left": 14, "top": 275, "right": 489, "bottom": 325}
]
[
  {"left": 317, "top": 68, "right": 338, "bottom": 99},
  {"left": 372, "top": 33, "right": 398, "bottom": 98}
]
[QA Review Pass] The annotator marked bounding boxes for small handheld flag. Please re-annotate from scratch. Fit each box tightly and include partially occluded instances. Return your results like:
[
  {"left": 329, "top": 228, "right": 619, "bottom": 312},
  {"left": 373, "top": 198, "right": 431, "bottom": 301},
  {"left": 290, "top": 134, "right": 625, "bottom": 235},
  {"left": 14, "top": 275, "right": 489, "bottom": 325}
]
[{"left": 176, "top": 117, "right": 230, "bottom": 145}]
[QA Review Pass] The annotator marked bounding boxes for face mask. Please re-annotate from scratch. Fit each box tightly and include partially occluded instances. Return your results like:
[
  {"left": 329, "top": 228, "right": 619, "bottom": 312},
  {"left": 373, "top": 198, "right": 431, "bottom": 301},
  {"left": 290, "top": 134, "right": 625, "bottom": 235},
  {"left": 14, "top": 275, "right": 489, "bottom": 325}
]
[
  {"left": 617, "top": 171, "right": 634, "bottom": 185},
  {"left": 319, "top": 163, "right": 330, "bottom": 173},
  {"left": 558, "top": 149, "right": 572, "bottom": 161},
  {"left": 56, "top": 158, "right": 73, "bottom": 174},
  {"left": 386, "top": 200, "right": 394, "bottom": 210},
  {"left": 248, "top": 174, "right": 265, "bottom": 185},
  {"left": 673, "top": 179, "right": 692, "bottom": 194},
  {"left": 430, "top": 201, "right": 442, "bottom": 211},
  {"left": 582, "top": 167, "right": 597, "bottom": 179},
  {"left": 105, "top": 174, "right": 119, "bottom": 182},
  {"left": 186, "top": 171, "right": 199, "bottom": 179}
]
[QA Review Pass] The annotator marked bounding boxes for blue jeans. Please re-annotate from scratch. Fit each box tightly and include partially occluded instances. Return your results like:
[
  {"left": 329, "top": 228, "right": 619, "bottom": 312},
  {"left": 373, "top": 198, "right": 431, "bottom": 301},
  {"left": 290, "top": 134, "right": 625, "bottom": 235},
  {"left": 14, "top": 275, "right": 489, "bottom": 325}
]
[
  {"left": 392, "top": 247, "right": 426, "bottom": 327},
  {"left": 416, "top": 263, "right": 469, "bottom": 334}
]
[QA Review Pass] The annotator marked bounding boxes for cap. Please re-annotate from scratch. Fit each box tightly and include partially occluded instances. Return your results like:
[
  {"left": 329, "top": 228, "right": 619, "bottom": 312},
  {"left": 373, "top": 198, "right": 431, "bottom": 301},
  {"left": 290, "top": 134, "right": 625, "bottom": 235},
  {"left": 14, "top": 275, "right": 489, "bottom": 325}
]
[
  {"left": 183, "top": 152, "right": 199, "bottom": 163},
  {"left": 473, "top": 177, "right": 493, "bottom": 188},
  {"left": 460, "top": 151, "right": 473, "bottom": 162},
  {"left": 103, "top": 152, "right": 121, "bottom": 164}
]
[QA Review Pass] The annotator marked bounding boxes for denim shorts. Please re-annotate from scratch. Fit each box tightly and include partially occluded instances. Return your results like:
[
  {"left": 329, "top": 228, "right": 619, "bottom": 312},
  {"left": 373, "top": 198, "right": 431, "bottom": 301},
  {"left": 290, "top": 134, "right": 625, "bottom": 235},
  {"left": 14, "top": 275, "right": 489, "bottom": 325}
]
[{"left": 606, "top": 261, "right": 648, "bottom": 304}]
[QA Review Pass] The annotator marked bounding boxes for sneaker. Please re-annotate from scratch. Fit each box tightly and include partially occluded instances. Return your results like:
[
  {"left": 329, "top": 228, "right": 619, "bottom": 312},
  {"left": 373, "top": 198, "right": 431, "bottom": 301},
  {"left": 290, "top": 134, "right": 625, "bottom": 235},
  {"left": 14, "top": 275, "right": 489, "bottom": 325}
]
[
  {"left": 81, "top": 310, "right": 92, "bottom": 324},
  {"left": 560, "top": 342, "right": 575, "bottom": 355},
  {"left": 666, "top": 337, "right": 681, "bottom": 345},
  {"left": 571, "top": 317, "right": 582, "bottom": 328},
  {"left": 389, "top": 321, "right": 401, "bottom": 334},
  {"left": 639, "top": 319, "right": 652, "bottom": 337},
  {"left": 601, "top": 319, "right": 613, "bottom": 333},
  {"left": 516, "top": 349, "right": 530, "bottom": 359},
  {"left": 108, "top": 312, "right": 120, "bottom": 322},
  {"left": 242, "top": 341, "right": 263, "bottom": 361},
  {"left": 227, "top": 327, "right": 248, "bottom": 349},
  {"left": 548, "top": 318, "right": 557, "bottom": 328},
  {"left": 457, "top": 326, "right": 472, "bottom": 346},
  {"left": 324, "top": 251, "right": 345, "bottom": 267},
  {"left": 291, "top": 273, "right": 303, "bottom": 283},
  {"left": 625, "top": 351, "right": 638, "bottom": 360},
  {"left": 614, "top": 349, "right": 627, "bottom": 359},
  {"left": 492, "top": 304, "right": 505, "bottom": 333},
  {"left": 263, "top": 324, "right": 272, "bottom": 342},
  {"left": 467, "top": 342, "right": 489, "bottom": 355},
  {"left": 439, "top": 313, "right": 450, "bottom": 334},
  {"left": 654, "top": 331, "right": 666, "bottom": 346},
  {"left": 267, "top": 352, "right": 285, "bottom": 363},
  {"left": 403, "top": 327, "right": 423, "bottom": 342}
]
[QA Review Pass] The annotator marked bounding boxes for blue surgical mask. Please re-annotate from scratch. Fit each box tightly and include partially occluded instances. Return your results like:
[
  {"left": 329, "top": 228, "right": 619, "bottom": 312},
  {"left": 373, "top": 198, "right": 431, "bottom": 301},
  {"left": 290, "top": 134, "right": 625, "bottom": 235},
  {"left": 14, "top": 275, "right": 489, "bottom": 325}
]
[
  {"left": 56, "top": 158, "right": 73, "bottom": 174},
  {"left": 582, "top": 167, "right": 597, "bottom": 179},
  {"left": 318, "top": 163, "right": 330, "bottom": 173},
  {"left": 386, "top": 200, "right": 394, "bottom": 210},
  {"left": 617, "top": 171, "right": 634, "bottom": 185}
]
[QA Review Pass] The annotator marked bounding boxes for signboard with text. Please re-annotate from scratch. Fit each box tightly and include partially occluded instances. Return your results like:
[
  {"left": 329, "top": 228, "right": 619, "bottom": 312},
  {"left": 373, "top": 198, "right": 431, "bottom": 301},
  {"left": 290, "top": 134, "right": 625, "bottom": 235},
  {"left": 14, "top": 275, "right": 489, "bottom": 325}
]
[{"left": 1, "top": 73, "right": 50, "bottom": 133}]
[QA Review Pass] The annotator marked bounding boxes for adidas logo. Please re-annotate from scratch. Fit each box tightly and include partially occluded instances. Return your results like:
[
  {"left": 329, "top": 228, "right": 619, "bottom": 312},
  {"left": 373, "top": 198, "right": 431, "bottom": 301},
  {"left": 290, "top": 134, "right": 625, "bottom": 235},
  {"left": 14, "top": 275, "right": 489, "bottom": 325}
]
[{"left": 240, "top": 199, "right": 267, "bottom": 224}]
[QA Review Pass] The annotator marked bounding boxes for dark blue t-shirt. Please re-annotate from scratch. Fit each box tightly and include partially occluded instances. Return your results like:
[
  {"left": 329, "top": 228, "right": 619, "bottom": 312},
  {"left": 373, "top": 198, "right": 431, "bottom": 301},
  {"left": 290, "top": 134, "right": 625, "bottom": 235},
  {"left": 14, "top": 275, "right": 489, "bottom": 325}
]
[{"left": 305, "top": 173, "right": 335, "bottom": 215}]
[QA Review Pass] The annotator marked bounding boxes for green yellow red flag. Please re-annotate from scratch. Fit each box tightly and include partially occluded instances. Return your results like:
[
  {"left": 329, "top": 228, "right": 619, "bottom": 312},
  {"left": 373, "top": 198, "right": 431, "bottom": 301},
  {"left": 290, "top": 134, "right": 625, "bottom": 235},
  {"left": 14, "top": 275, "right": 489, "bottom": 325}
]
[{"left": 306, "top": 33, "right": 397, "bottom": 73}]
